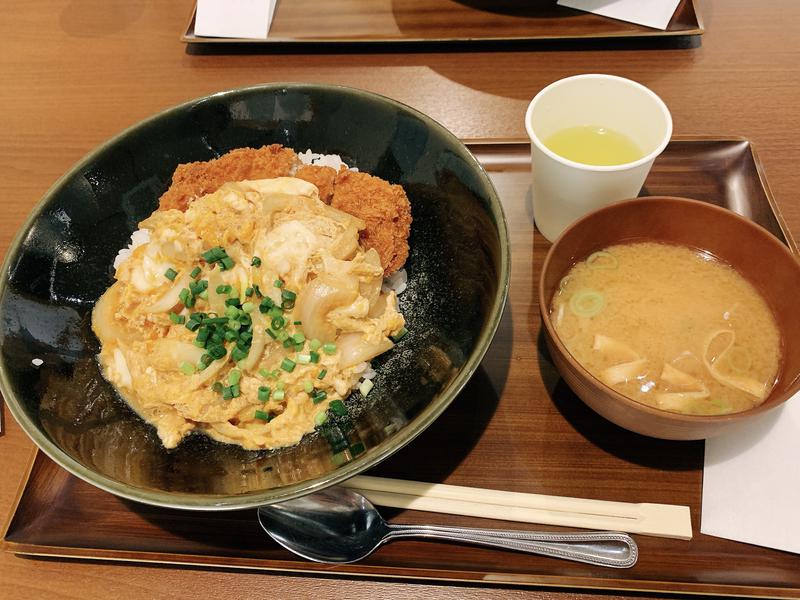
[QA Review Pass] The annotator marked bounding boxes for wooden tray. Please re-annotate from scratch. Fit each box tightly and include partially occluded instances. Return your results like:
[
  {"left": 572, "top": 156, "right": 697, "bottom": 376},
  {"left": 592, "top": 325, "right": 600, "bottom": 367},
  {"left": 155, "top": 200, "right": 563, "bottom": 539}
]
[
  {"left": 181, "top": 0, "right": 703, "bottom": 45},
  {"left": 5, "top": 138, "right": 799, "bottom": 598}
]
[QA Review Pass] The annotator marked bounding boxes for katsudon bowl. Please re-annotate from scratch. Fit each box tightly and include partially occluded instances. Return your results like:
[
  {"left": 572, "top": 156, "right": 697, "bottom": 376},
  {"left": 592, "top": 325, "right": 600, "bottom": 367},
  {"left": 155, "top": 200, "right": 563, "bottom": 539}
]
[{"left": 0, "top": 84, "right": 509, "bottom": 509}]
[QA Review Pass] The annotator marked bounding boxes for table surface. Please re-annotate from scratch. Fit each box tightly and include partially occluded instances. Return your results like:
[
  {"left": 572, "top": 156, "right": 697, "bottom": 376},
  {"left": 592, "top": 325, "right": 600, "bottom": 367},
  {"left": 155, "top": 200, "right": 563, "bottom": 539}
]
[{"left": 2, "top": 1, "right": 799, "bottom": 598}]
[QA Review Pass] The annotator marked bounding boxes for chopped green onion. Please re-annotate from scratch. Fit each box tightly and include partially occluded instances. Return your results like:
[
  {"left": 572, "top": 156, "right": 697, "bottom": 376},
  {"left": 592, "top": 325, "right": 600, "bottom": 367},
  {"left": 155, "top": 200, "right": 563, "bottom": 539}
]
[
  {"left": 274, "top": 279, "right": 284, "bottom": 288},
  {"left": 303, "top": 380, "right": 314, "bottom": 394},
  {"left": 258, "top": 368, "right": 270, "bottom": 378},
  {"left": 586, "top": 250, "right": 619, "bottom": 271},
  {"left": 271, "top": 316, "right": 286, "bottom": 330},
  {"left": 179, "top": 362, "right": 196, "bottom": 375},
  {"left": 230, "top": 384, "right": 240, "bottom": 398},
  {"left": 273, "top": 389, "right": 285, "bottom": 401},
  {"left": 267, "top": 306, "right": 283, "bottom": 318},
  {"left": 193, "top": 339, "right": 206, "bottom": 348},
  {"left": 297, "top": 353, "right": 311, "bottom": 364},
  {"left": 239, "top": 331, "right": 253, "bottom": 344},
  {"left": 359, "top": 379, "right": 374, "bottom": 397},
  {"left": 178, "top": 288, "right": 191, "bottom": 305},
  {"left": 216, "top": 284, "right": 232, "bottom": 294},
  {"left": 253, "top": 285, "right": 263, "bottom": 298},
  {"left": 251, "top": 256, "right": 262, "bottom": 267},
  {"left": 276, "top": 380, "right": 285, "bottom": 390},
  {"left": 254, "top": 409, "right": 270, "bottom": 421},
  {"left": 390, "top": 327, "right": 408, "bottom": 342},
  {"left": 350, "top": 442, "right": 365, "bottom": 457},
  {"left": 282, "top": 339, "right": 294, "bottom": 349},
  {"left": 314, "top": 411, "right": 328, "bottom": 426},
  {"left": 199, "top": 290, "right": 209, "bottom": 300},
  {"left": 212, "top": 381, "right": 223, "bottom": 393},
  {"left": 222, "top": 385, "right": 234, "bottom": 400},
  {"left": 200, "top": 353, "right": 214, "bottom": 366},
  {"left": 196, "top": 326, "right": 210, "bottom": 343},
  {"left": 203, "top": 316, "right": 228, "bottom": 325},
  {"left": 281, "top": 358, "right": 296, "bottom": 373},
  {"left": 190, "top": 266, "right": 202, "bottom": 279},
  {"left": 169, "top": 311, "right": 185, "bottom": 324},
  {"left": 293, "top": 320, "right": 302, "bottom": 325},
  {"left": 309, "top": 351, "right": 320, "bottom": 364},
  {"left": 185, "top": 319, "right": 201, "bottom": 332},
  {"left": 312, "top": 390, "right": 327, "bottom": 404},
  {"left": 196, "top": 361, "right": 208, "bottom": 372},
  {"left": 164, "top": 268, "right": 178, "bottom": 281},
  {"left": 231, "top": 347, "right": 248, "bottom": 363},
  {"left": 185, "top": 295, "right": 196, "bottom": 308},
  {"left": 276, "top": 330, "right": 290, "bottom": 342},
  {"left": 569, "top": 289, "right": 605, "bottom": 318},
  {"left": 329, "top": 400, "right": 347, "bottom": 416},
  {"left": 265, "top": 328, "right": 277, "bottom": 339},
  {"left": 292, "top": 332, "right": 305, "bottom": 344},
  {"left": 309, "top": 339, "right": 322, "bottom": 351},
  {"left": 228, "top": 369, "right": 242, "bottom": 385},
  {"left": 281, "top": 289, "right": 297, "bottom": 302},
  {"left": 208, "top": 345, "right": 226, "bottom": 359},
  {"left": 323, "top": 343, "right": 337, "bottom": 355},
  {"left": 225, "top": 297, "right": 240, "bottom": 307},
  {"left": 239, "top": 314, "right": 252, "bottom": 327},
  {"left": 241, "top": 301, "right": 256, "bottom": 313},
  {"left": 245, "top": 287, "right": 254, "bottom": 297},
  {"left": 220, "top": 256, "right": 235, "bottom": 271},
  {"left": 281, "top": 299, "right": 295, "bottom": 310},
  {"left": 317, "top": 369, "right": 327, "bottom": 380},
  {"left": 201, "top": 246, "right": 226, "bottom": 263},
  {"left": 259, "top": 297, "right": 274, "bottom": 313}
]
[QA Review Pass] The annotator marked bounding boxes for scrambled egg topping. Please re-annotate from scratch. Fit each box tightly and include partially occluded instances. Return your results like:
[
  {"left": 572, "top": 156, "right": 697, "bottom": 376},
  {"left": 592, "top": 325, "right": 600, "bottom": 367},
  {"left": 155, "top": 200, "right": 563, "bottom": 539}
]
[{"left": 92, "top": 178, "right": 405, "bottom": 450}]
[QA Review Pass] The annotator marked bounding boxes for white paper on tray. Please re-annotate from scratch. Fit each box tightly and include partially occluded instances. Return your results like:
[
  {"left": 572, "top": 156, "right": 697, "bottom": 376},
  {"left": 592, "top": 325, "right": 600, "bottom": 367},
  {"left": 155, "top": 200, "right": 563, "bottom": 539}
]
[
  {"left": 557, "top": 0, "right": 682, "bottom": 31},
  {"left": 195, "top": 0, "right": 277, "bottom": 40},
  {"left": 701, "top": 395, "right": 800, "bottom": 554}
]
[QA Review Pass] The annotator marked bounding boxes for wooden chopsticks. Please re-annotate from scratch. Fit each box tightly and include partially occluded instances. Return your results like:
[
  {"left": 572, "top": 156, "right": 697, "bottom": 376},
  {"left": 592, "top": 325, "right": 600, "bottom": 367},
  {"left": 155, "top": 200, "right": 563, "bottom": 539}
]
[{"left": 344, "top": 476, "right": 692, "bottom": 540}]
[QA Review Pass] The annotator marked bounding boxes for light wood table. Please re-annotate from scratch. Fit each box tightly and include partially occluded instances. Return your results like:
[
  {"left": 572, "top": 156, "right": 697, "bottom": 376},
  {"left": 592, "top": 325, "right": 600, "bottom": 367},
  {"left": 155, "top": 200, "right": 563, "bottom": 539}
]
[{"left": 2, "top": 1, "right": 799, "bottom": 598}]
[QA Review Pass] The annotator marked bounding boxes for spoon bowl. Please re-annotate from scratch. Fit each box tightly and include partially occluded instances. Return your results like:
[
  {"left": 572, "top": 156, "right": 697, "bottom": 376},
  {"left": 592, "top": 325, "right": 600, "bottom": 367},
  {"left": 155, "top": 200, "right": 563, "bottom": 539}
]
[{"left": 258, "top": 486, "right": 639, "bottom": 567}]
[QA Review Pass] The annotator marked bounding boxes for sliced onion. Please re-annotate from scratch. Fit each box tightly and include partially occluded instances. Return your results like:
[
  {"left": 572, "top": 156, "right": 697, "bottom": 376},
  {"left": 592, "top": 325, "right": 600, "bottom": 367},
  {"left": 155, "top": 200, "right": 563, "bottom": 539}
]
[
  {"left": 112, "top": 348, "right": 132, "bottom": 388},
  {"left": 92, "top": 283, "right": 135, "bottom": 344},
  {"left": 655, "top": 389, "right": 710, "bottom": 412},
  {"left": 337, "top": 332, "right": 393, "bottom": 369},
  {"left": 149, "top": 339, "right": 205, "bottom": 370},
  {"left": 142, "top": 272, "right": 191, "bottom": 314},
  {"left": 295, "top": 275, "right": 358, "bottom": 343},
  {"left": 238, "top": 313, "right": 267, "bottom": 372},
  {"left": 206, "top": 266, "right": 226, "bottom": 315}
]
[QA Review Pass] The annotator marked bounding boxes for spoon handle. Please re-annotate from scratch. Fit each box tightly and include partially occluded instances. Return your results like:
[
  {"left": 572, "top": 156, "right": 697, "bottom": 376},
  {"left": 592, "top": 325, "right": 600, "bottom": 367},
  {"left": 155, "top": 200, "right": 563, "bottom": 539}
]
[{"left": 384, "top": 525, "right": 638, "bottom": 568}]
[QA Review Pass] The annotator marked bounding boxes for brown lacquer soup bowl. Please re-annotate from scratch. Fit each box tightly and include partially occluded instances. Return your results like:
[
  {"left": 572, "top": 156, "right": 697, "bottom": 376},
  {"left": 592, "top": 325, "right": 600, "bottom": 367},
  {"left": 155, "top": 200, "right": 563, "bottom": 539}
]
[
  {"left": 0, "top": 84, "right": 509, "bottom": 509},
  {"left": 539, "top": 196, "right": 800, "bottom": 440}
]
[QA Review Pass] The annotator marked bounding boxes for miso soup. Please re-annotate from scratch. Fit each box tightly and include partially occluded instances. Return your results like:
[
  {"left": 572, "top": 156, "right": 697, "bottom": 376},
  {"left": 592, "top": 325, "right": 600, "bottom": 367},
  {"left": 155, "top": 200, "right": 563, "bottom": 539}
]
[{"left": 550, "top": 242, "right": 781, "bottom": 416}]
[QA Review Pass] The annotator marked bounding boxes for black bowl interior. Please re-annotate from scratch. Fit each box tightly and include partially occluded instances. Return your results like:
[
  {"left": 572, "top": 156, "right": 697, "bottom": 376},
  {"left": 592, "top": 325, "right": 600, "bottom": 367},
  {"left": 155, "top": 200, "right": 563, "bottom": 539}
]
[{"left": 0, "top": 84, "right": 508, "bottom": 508}]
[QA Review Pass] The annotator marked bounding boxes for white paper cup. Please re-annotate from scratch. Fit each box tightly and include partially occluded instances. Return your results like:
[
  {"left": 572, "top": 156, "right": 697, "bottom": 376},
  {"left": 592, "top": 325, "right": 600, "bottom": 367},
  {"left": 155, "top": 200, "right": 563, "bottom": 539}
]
[{"left": 525, "top": 74, "right": 672, "bottom": 242}]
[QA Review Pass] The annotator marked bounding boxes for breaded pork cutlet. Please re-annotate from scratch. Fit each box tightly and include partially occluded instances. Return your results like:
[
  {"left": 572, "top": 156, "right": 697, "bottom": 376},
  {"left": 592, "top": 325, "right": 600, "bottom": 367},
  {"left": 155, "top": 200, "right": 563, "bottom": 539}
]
[
  {"left": 158, "top": 145, "right": 411, "bottom": 274},
  {"left": 159, "top": 144, "right": 298, "bottom": 211},
  {"left": 294, "top": 164, "right": 337, "bottom": 204},
  {"left": 330, "top": 170, "right": 411, "bottom": 276}
]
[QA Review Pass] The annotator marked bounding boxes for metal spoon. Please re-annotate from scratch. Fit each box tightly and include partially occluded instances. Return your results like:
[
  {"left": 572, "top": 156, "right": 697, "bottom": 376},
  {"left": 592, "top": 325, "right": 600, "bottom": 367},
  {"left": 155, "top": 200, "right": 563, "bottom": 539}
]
[{"left": 257, "top": 486, "right": 638, "bottom": 568}]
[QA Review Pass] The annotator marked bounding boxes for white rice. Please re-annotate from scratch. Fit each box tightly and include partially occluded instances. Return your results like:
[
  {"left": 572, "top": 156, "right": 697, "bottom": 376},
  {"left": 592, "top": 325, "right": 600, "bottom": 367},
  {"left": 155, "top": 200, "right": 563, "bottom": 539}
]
[
  {"left": 113, "top": 228, "right": 150, "bottom": 270},
  {"left": 296, "top": 150, "right": 357, "bottom": 172}
]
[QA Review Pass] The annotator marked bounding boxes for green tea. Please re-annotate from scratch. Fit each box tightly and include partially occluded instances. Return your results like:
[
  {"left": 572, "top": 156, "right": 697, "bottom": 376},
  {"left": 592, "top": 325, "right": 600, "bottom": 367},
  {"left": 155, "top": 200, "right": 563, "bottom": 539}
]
[{"left": 543, "top": 125, "right": 642, "bottom": 166}]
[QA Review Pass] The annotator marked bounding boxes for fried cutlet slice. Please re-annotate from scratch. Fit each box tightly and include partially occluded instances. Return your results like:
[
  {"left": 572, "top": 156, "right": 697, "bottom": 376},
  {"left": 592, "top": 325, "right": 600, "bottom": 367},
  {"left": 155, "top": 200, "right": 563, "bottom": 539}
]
[
  {"left": 158, "top": 144, "right": 298, "bottom": 211},
  {"left": 294, "top": 164, "right": 337, "bottom": 204},
  {"left": 330, "top": 170, "right": 412, "bottom": 276}
]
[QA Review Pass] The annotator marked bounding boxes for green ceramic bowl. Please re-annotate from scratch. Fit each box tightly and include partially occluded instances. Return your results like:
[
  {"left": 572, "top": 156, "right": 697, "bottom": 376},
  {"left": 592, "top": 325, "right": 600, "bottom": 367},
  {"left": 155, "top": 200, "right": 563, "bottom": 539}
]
[{"left": 0, "top": 84, "right": 509, "bottom": 509}]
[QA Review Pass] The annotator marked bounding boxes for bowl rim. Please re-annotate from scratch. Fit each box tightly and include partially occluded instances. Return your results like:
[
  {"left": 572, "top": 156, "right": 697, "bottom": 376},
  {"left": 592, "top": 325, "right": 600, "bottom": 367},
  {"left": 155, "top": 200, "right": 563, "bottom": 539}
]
[
  {"left": 0, "top": 82, "right": 511, "bottom": 510},
  {"left": 538, "top": 195, "right": 800, "bottom": 426}
]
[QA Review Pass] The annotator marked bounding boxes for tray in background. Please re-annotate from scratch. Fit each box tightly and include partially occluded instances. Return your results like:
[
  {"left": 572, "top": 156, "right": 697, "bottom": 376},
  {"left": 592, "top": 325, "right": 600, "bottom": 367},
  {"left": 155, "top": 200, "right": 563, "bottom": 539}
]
[
  {"left": 181, "top": 0, "right": 703, "bottom": 45},
  {"left": 5, "top": 138, "right": 799, "bottom": 598}
]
